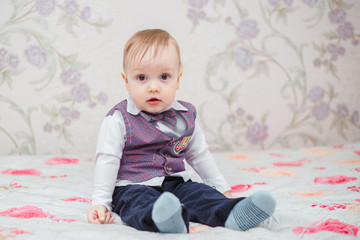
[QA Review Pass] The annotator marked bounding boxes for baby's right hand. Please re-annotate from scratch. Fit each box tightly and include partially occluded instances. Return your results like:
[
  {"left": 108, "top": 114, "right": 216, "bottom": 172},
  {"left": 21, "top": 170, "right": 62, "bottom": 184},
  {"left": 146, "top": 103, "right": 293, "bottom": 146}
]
[{"left": 87, "top": 205, "right": 115, "bottom": 224}]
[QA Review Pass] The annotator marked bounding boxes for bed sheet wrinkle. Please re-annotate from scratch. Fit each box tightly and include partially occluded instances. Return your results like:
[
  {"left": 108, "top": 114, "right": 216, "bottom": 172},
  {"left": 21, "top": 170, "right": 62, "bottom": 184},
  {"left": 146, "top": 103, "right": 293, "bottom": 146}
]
[{"left": 0, "top": 145, "right": 359, "bottom": 239}]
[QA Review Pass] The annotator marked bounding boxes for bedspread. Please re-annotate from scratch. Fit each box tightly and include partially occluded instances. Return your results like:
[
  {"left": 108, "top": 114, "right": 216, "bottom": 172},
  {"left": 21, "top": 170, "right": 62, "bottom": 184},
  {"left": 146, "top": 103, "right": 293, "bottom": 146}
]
[{"left": 0, "top": 143, "right": 359, "bottom": 239}]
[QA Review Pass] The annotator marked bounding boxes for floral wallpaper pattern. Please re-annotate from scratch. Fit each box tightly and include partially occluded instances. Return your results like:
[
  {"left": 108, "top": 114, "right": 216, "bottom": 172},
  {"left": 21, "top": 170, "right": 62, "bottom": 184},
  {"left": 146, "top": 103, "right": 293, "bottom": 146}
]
[{"left": 0, "top": 0, "right": 359, "bottom": 155}]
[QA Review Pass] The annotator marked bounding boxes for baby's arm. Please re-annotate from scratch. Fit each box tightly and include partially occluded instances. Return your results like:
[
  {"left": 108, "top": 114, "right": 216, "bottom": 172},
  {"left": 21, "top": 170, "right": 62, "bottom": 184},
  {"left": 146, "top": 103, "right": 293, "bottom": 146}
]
[
  {"left": 88, "top": 205, "right": 115, "bottom": 224},
  {"left": 88, "top": 111, "right": 126, "bottom": 224},
  {"left": 185, "top": 122, "right": 232, "bottom": 194}
]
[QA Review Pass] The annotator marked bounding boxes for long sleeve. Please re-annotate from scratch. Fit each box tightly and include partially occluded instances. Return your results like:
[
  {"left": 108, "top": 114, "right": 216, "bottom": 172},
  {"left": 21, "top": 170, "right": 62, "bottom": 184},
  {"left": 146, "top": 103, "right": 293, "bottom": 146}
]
[
  {"left": 185, "top": 122, "right": 231, "bottom": 193},
  {"left": 91, "top": 111, "right": 126, "bottom": 210}
]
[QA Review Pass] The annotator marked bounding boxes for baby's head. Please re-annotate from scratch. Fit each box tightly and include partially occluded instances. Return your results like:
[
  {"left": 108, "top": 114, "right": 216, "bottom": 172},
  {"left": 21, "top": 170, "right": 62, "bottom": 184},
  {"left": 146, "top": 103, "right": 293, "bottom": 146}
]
[{"left": 123, "top": 29, "right": 181, "bottom": 73}]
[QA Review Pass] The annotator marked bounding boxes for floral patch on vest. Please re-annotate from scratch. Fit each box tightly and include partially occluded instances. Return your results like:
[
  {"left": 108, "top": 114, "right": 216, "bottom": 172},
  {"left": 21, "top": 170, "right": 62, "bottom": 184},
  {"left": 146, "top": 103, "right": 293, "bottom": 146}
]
[{"left": 174, "top": 136, "right": 191, "bottom": 154}]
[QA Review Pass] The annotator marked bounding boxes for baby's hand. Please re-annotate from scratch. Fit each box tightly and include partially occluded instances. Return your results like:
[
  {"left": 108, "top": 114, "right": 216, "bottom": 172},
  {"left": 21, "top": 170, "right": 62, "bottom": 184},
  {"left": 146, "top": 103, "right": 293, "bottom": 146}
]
[{"left": 87, "top": 205, "right": 115, "bottom": 224}]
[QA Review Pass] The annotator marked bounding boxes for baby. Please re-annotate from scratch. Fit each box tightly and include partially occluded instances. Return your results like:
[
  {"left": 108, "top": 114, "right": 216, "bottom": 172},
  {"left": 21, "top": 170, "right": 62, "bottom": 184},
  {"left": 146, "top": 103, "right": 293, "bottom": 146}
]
[{"left": 87, "top": 29, "right": 276, "bottom": 233}]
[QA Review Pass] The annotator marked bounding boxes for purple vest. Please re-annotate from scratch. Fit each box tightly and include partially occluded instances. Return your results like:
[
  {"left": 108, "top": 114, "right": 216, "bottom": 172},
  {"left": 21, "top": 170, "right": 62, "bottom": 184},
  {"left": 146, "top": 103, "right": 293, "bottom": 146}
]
[{"left": 106, "top": 100, "right": 196, "bottom": 182}]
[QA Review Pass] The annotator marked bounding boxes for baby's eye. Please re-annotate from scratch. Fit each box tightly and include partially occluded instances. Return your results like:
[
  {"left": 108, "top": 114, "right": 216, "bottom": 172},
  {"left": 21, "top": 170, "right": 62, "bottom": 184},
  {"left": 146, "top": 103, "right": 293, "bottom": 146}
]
[
  {"left": 136, "top": 75, "right": 147, "bottom": 81},
  {"left": 160, "top": 74, "right": 170, "bottom": 80}
]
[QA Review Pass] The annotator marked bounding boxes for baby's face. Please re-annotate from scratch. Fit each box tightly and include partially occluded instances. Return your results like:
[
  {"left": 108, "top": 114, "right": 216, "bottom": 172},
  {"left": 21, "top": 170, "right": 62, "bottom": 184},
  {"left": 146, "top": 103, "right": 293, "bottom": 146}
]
[{"left": 123, "top": 43, "right": 182, "bottom": 114}]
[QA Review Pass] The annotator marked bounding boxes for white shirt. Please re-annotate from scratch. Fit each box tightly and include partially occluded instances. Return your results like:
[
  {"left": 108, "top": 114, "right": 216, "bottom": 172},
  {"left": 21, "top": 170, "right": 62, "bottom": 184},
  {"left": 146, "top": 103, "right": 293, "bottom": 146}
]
[{"left": 91, "top": 96, "right": 231, "bottom": 210}]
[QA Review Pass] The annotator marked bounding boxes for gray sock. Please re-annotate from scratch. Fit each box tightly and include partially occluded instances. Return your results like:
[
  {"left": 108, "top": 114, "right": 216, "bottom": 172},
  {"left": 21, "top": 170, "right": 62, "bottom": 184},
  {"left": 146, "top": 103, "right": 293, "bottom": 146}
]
[
  {"left": 151, "top": 192, "right": 187, "bottom": 234},
  {"left": 225, "top": 191, "right": 276, "bottom": 231}
]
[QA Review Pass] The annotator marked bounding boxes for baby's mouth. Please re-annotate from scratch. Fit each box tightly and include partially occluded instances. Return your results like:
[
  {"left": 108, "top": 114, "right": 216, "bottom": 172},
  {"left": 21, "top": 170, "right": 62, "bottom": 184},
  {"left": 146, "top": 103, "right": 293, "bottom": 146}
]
[{"left": 147, "top": 98, "right": 161, "bottom": 105}]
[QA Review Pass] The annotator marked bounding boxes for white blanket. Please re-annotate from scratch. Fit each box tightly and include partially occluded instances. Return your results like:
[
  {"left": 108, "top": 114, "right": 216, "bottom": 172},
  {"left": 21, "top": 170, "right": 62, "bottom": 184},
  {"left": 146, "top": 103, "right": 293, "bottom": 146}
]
[{"left": 1, "top": 143, "right": 359, "bottom": 239}]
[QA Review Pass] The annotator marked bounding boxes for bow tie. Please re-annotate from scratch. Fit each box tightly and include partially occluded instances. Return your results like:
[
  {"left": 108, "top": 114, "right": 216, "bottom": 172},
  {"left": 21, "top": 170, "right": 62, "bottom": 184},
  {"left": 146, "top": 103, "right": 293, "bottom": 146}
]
[{"left": 145, "top": 109, "right": 177, "bottom": 127}]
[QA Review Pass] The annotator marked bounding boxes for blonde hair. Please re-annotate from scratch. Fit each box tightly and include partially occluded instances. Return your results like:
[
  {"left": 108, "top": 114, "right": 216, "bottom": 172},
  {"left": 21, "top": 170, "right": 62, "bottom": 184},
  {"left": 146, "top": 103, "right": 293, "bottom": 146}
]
[{"left": 123, "top": 29, "right": 181, "bottom": 71}]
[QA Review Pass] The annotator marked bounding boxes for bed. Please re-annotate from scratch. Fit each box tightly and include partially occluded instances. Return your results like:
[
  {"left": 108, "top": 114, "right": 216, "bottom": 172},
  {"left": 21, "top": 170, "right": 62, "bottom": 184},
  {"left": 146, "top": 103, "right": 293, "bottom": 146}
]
[{"left": 0, "top": 143, "right": 359, "bottom": 239}]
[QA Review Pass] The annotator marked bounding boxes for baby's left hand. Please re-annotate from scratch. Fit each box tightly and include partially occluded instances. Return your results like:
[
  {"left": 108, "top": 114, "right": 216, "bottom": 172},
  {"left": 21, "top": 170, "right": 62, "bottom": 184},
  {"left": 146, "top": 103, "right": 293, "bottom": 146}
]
[{"left": 223, "top": 190, "right": 234, "bottom": 198}]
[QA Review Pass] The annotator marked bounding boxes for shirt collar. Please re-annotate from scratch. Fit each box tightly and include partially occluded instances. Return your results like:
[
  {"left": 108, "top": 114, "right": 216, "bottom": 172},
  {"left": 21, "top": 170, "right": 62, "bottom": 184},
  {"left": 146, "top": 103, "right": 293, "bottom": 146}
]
[{"left": 126, "top": 95, "right": 188, "bottom": 115}]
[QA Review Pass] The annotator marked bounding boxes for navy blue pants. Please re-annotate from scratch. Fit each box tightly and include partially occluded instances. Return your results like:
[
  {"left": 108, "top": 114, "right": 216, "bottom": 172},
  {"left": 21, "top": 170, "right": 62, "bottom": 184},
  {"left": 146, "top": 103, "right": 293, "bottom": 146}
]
[{"left": 112, "top": 177, "right": 244, "bottom": 232}]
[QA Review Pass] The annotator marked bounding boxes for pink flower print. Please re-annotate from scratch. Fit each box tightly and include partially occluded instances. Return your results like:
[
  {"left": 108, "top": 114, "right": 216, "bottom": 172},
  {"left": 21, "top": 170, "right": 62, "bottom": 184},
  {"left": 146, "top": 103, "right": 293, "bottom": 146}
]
[
  {"left": 246, "top": 122, "right": 268, "bottom": 145},
  {"left": 71, "top": 83, "right": 90, "bottom": 102},
  {"left": 329, "top": 8, "right": 346, "bottom": 24},
  {"left": 302, "top": 0, "right": 318, "bottom": 7},
  {"left": 81, "top": 6, "right": 91, "bottom": 20},
  {"left": 312, "top": 102, "right": 329, "bottom": 121},
  {"left": 6, "top": 54, "right": 19, "bottom": 68},
  {"left": 308, "top": 86, "right": 324, "bottom": 102},
  {"left": 36, "top": 0, "right": 56, "bottom": 16},
  {"left": 64, "top": 0, "right": 79, "bottom": 15},
  {"left": 337, "top": 22, "right": 354, "bottom": 40},
  {"left": 188, "top": 0, "right": 209, "bottom": 9},
  {"left": 236, "top": 19, "right": 259, "bottom": 39},
  {"left": 234, "top": 47, "right": 253, "bottom": 70},
  {"left": 25, "top": 45, "right": 47, "bottom": 67},
  {"left": 61, "top": 68, "right": 81, "bottom": 85}
]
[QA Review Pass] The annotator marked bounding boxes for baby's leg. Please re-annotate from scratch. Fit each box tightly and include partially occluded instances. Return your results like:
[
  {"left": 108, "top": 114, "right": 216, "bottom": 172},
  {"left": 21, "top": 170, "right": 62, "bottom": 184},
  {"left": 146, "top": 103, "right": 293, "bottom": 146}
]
[
  {"left": 112, "top": 185, "right": 187, "bottom": 233},
  {"left": 225, "top": 191, "right": 276, "bottom": 231},
  {"left": 152, "top": 192, "right": 187, "bottom": 233}
]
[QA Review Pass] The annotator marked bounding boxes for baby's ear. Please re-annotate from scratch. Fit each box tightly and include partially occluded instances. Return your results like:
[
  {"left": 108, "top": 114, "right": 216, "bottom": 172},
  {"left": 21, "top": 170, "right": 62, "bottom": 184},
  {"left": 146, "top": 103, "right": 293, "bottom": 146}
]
[
  {"left": 176, "top": 70, "right": 182, "bottom": 90},
  {"left": 121, "top": 72, "right": 129, "bottom": 90}
]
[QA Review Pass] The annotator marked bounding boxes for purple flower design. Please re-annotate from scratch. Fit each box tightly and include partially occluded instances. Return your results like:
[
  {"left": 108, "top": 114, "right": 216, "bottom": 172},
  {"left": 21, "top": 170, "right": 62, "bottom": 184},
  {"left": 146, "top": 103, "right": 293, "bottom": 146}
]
[
  {"left": 0, "top": 48, "right": 7, "bottom": 57},
  {"left": 81, "top": 6, "right": 91, "bottom": 20},
  {"left": 351, "top": 111, "right": 359, "bottom": 124},
  {"left": 59, "top": 106, "right": 72, "bottom": 118},
  {"left": 268, "top": 0, "right": 281, "bottom": 6},
  {"left": 234, "top": 47, "right": 253, "bottom": 70},
  {"left": 302, "top": 0, "right": 318, "bottom": 7},
  {"left": 308, "top": 86, "right": 325, "bottom": 103},
  {"left": 337, "top": 46, "right": 345, "bottom": 55},
  {"left": 284, "top": 0, "right": 294, "bottom": 6},
  {"left": 71, "top": 110, "right": 80, "bottom": 119},
  {"left": 337, "top": 22, "right": 354, "bottom": 40},
  {"left": 312, "top": 102, "right": 330, "bottom": 121},
  {"left": 187, "top": 9, "right": 206, "bottom": 25},
  {"left": 246, "top": 122, "right": 268, "bottom": 145},
  {"left": 236, "top": 19, "right": 259, "bottom": 39},
  {"left": 64, "top": 0, "right": 79, "bottom": 15},
  {"left": 236, "top": 108, "right": 245, "bottom": 117},
  {"left": 327, "top": 43, "right": 338, "bottom": 56},
  {"left": 36, "top": 0, "right": 56, "bottom": 16},
  {"left": 61, "top": 68, "right": 81, "bottom": 85},
  {"left": 328, "top": 8, "right": 346, "bottom": 24},
  {"left": 188, "top": 0, "right": 209, "bottom": 9},
  {"left": 227, "top": 114, "right": 236, "bottom": 124},
  {"left": 313, "top": 58, "right": 321, "bottom": 67},
  {"left": 97, "top": 92, "right": 108, "bottom": 105},
  {"left": 43, "top": 122, "right": 52, "bottom": 132},
  {"left": 0, "top": 58, "right": 4, "bottom": 69},
  {"left": 25, "top": 45, "right": 47, "bottom": 67},
  {"left": 6, "top": 54, "right": 19, "bottom": 68},
  {"left": 336, "top": 104, "right": 349, "bottom": 120},
  {"left": 71, "top": 83, "right": 90, "bottom": 102}
]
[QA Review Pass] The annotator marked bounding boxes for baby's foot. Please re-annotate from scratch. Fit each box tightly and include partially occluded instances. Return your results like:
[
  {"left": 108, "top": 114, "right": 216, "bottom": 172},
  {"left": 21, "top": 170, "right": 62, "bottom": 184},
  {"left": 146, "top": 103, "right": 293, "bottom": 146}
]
[
  {"left": 152, "top": 192, "right": 187, "bottom": 233},
  {"left": 225, "top": 191, "right": 276, "bottom": 231}
]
